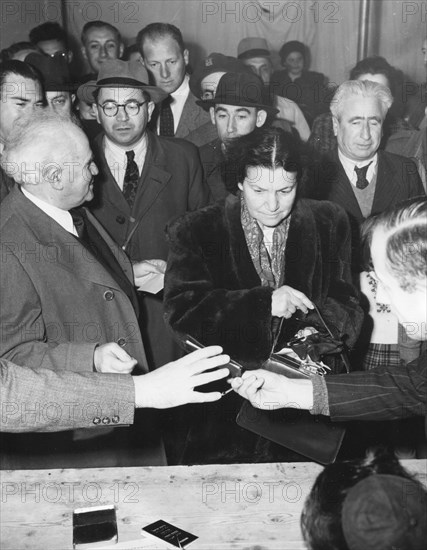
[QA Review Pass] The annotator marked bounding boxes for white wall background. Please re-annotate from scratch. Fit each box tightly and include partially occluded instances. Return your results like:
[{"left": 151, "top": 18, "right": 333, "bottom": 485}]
[{"left": 1, "top": 0, "right": 426, "bottom": 86}]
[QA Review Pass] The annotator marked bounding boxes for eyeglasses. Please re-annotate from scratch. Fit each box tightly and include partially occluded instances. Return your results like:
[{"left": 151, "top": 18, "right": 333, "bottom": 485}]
[{"left": 100, "top": 100, "right": 147, "bottom": 117}]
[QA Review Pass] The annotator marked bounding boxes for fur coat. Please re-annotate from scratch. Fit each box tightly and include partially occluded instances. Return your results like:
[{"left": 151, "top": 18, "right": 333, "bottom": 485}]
[{"left": 164, "top": 195, "right": 363, "bottom": 370}]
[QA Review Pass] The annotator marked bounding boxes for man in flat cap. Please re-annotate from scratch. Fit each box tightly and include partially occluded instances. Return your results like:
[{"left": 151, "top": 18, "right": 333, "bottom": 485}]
[{"left": 78, "top": 59, "right": 210, "bottom": 370}]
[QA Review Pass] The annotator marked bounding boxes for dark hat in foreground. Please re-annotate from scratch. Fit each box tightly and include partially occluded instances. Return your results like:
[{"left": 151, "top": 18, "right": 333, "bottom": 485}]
[
  {"left": 77, "top": 59, "right": 167, "bottom": 104},
  {"left": 200, "top": 72, "right": 278, "bottom": 115},
  {"left": 342, "top": 474, "right": 427, "bottom": 550},
  {"left": 25, "top": 52, "right": 74, "bottom": 92},
  {"left": 237, "top": 37, "right": 270, "bottom": 60},
  {"left": 189, "top": 52, "right": 252, "bottom": 98}
]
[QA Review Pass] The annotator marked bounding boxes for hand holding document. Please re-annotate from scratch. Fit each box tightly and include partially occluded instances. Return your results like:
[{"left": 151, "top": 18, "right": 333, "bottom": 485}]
[{"left": 133, "top": 259, "right": 166, "bottom": 294}]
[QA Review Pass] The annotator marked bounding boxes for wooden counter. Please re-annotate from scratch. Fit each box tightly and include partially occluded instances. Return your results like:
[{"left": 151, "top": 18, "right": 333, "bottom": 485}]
[{"left": 1, "top": 460, "right": 426, "bottom": 549}]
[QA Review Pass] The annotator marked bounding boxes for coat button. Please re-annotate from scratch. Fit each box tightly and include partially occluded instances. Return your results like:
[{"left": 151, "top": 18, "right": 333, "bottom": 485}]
[
  {"left": 116, "top": 215, "right": 126, "bottom": 224},
  {"left": 103, "top": 290, "right": 115, "bottom": 301},
  {"left": 117, "top": 337, "right": 126, "bottom": 347},
  {"left": 102, "top": 417, "right": 111, "bottom": 425},
  {"left": 93, "top": 417, "right": 101, "bottom": 425},
  {"left": 112, "top": 416, "right": 120, "bottom": 424}
]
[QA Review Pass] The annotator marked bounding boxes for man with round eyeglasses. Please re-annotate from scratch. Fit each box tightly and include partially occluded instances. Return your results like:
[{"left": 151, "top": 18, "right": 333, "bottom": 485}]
[{"left": 78, "top": 59, "right": 210, "bottom": 372}]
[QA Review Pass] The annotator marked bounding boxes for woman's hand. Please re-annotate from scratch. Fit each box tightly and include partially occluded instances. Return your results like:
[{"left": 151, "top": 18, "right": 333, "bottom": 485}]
[{"left": 271, "top": 285, "right": 314, "bottom": 318}]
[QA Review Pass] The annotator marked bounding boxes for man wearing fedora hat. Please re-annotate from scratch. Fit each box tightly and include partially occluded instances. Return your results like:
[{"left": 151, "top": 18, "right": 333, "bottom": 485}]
[
  {"left": 78, "top": 59, "right": 210, "bottom": 370},
  {"left": 237, "top": 37, "right": 310, "bottom": 142},
  {"left": 199, "top": 71, "right": 277, "bottom": 200},
  {"left": 184, "top": 52, "right": 255, "bottom": 147}
]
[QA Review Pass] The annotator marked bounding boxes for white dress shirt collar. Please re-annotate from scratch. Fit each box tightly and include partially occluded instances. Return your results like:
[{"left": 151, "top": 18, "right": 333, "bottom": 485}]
[
  {"left": 21, "top": 187, "right": 77, "bottom": 236},
  {"left": 338, "top": 150, "right": 378, "bottom": 187}
]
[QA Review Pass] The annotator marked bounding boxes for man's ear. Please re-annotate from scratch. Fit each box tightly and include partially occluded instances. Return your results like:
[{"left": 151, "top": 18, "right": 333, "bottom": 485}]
[
  {"left": 209, "top": 106, "right": 216, "bottom": 126},
  {"left": 95, "top": 104, "right": 101, "bottom": 124},
  {"left": 67, "top": 50, "right": 73, "bottom": 63},
  {"left": 183, "top": 49, "right": 189, "bottom": 66},
  {"left": 44, "top": 163, "right": 63, "bottom": 190},
  {"left": 256, "top": 109, "right": 268, "bottom": 127},
  {"left": 81, "top": 46, "right": 88, "bottom": 61},
  {"left": 119, "top": 42, "right": 125, "bottom": 58},
  {"left": 71, "top": 93, "right": 76, "bottom": 105},
  {"left": 147, "top": 101, "right": 155, "bottom": 121},
  {"left": 332, "top": 116, "right": 339, "bottom": 137}
]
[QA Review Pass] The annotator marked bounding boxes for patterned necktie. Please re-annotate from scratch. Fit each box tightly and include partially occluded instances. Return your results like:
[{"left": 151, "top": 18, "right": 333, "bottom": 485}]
[
  {"left": 123, "top": 150, "right": 139, "bottom": 207},
  {"left": 354, "top": 161, "right": 373, "bottom": 190},
  {"left": 159, "top": 96, "right": 174, "bottom": 137}
]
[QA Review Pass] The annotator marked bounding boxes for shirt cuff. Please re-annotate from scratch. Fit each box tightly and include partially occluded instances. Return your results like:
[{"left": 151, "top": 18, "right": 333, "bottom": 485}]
[{"left": 310, "top": 375, "right": 330, "bottom": 416}]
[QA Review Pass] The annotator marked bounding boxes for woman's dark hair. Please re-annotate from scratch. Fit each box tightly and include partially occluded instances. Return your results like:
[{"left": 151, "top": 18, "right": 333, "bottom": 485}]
[
  {"left": 300, "top": 447, "right": 422, "bottom": 550},
  {"left": 221, "top": 127, "right": 302, "bottom": 194}
]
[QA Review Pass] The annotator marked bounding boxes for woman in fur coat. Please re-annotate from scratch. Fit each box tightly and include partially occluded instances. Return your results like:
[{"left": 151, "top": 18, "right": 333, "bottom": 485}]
[{"left": 163, "top": 127, "right": 363, "bottom": 464}]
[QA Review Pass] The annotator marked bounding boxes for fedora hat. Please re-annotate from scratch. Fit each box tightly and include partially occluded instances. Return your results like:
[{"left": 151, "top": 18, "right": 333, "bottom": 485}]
[
  {"left": 25, "top": 52, "right": 74, "bottom": 92},
  {"left": 77, "top": 59, "right": 167, "bottom": 104},
  {"left": 201, "top": 72, "right": 278, "bottom": 115}
]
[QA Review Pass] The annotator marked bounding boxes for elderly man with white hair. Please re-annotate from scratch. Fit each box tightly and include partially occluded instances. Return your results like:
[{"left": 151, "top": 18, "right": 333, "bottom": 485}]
[{"left": 0, "top": 111, "right": 229, "bottom": 468}]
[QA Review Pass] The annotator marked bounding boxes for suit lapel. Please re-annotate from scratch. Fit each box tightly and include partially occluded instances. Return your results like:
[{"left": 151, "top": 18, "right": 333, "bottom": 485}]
[
  {"left": 131, "top": 131, "right": 171, "bottom": 221},
  {"left": 175, "top": 92, "right": 210, "bottom": 138},
  {"left": 11, "top": 188, "right": 126, "bottom": 292}
]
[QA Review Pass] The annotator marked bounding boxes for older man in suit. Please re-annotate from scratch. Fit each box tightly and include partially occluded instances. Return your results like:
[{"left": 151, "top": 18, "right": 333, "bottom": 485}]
[
  {"left": 312, "top": 80, "right": 425, "bottom": 371},
  {"left": 78, "top": 59, "right": 210, "bottom": 369},
  {"left": 0, "top": 110, "right": 227, "bottom": 467},
  {"left": 137, "top": 23, "right": 210, "bottom": 139}
]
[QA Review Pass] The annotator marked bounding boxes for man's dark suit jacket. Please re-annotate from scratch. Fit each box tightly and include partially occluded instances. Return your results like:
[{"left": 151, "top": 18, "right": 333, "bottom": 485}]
[
  {"left": 90, "top": 129, "right": 210, "bottom": 368},
  {"left": 199, "top": 138, "right": 228, "bottom": 201},
  {"left": 325, "top": 351, "right": 426, "bottom": 434},
  {"left": 312, "top": 149, "right": 425, "bottom": 269}
]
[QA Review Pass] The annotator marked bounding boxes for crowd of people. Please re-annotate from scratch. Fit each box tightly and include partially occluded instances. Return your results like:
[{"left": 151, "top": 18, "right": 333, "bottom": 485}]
[{"left": 0, "top": 18, "right": 426, "bottom": 546}]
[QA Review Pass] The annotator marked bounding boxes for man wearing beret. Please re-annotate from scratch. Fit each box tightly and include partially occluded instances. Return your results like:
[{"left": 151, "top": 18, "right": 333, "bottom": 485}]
[{"left": 78, "top": 59, "right": 210, "bottom": 370}]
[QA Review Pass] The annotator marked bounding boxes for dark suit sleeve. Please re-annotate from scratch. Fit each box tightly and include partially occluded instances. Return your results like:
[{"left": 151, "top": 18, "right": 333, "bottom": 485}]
[
  {"left": 184, "top": 142, "right": 212, "bottom": 209},
  {"left": 0, "top": 359, "right": 135, "bottom": 432},
  {"left": 324, "top": 352, "right": 427, "bottom": 421}
]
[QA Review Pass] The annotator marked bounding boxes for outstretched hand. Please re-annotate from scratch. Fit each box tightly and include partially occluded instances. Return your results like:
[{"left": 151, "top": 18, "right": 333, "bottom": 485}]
[
  {"left": 133, "top": 346, "right": 230, "bottom": 408},
  {"left": 231, "top": 369, "right": 314, "bottom": 411}
]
